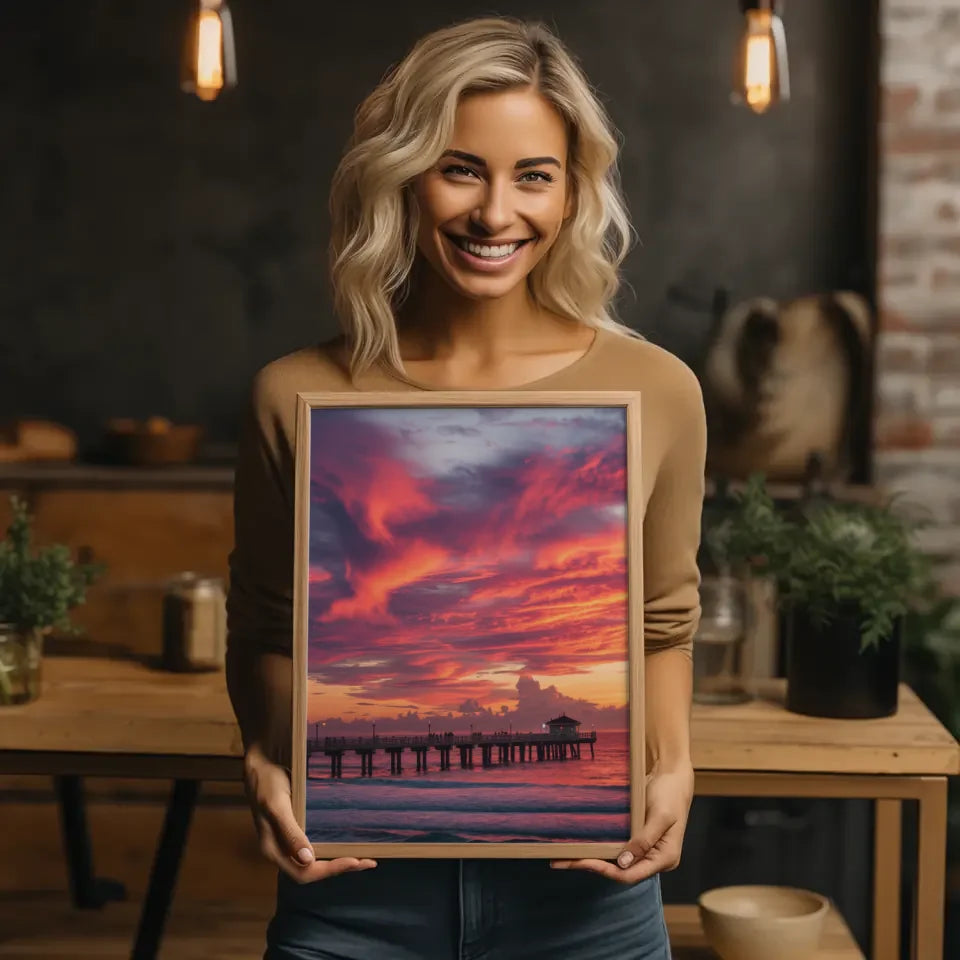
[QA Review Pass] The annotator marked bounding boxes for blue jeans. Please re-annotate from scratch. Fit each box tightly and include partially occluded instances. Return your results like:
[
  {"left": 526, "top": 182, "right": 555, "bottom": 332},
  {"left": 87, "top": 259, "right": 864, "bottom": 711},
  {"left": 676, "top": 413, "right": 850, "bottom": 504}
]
[{"left": 265, "top": 858, "right": 671, "bottom": 960}]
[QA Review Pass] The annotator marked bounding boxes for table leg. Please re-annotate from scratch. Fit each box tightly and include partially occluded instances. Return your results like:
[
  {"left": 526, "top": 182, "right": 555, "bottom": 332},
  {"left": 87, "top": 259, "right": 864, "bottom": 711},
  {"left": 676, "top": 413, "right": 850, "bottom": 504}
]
[
  {"left": 130, "top": 778, "right": 200, "bottom": 960},
  {"left": 873, "top": 798, "right": 902, "bottom": 960},
  {"left": 54, "top": 774, "right": 126, "bottom": 908},
  {"left": 912, "top": 777, "right": 948, "bottom": 960}
]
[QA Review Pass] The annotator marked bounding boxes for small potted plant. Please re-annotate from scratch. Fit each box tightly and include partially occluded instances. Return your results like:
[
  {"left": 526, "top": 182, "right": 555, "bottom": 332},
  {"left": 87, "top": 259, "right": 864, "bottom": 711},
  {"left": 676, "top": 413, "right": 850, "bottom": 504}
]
[
  {"left": 707, "top": 474, "right": 935, "bottom": 718},
  {"left": 0, "top": 496, "right": 103, "bottom": 705}
]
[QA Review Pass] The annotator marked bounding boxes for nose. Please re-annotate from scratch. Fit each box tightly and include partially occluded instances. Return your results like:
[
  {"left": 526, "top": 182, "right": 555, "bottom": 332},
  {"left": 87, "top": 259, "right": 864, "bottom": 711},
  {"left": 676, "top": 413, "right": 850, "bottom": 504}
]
[{"left": 470, "top": 179, "right": 514, "bottom": 237}]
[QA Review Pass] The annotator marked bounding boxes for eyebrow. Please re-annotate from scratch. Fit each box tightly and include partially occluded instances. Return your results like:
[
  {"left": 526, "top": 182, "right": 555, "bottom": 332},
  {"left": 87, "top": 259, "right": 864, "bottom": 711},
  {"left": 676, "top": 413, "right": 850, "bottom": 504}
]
[{"left": 440, "top": 149, "right": 562, "bottom": 170}]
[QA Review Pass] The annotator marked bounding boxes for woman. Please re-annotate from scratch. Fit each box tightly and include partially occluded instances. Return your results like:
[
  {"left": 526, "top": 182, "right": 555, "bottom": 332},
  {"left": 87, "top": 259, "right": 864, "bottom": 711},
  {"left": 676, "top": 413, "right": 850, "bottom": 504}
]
[{"left": 226, "top": 16, "right": 705, "bottom": 960}]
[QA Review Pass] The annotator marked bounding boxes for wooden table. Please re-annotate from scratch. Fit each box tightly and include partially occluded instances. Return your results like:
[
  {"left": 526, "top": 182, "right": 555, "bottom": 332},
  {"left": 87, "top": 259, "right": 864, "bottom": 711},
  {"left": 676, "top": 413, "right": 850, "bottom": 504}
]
[
  {"left": 0, "top": 658, "right": 957, "bottom": 960},
  {"left": 0, "top": 657, "right": 244, "bottom": 960}
]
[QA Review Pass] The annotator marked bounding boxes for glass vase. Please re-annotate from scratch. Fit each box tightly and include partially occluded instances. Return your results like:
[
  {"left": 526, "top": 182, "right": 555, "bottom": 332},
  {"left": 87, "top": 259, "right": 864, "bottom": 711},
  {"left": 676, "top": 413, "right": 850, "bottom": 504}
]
[
  {"left": 693, "top": 575, "right": 751, "bottom": 705},
  {"left": 0, "top": 624, "right": 43, "bottom": 705}
]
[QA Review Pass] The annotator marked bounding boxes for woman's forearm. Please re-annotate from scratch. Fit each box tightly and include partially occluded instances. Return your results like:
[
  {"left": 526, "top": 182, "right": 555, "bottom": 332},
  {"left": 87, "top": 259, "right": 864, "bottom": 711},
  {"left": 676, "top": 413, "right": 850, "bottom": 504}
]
[
  {"left": 644, "top": 647, "right": 693, "bottom": 773},
  {"left": 226, "top": 647, "right": 293, "bottom": 766}
]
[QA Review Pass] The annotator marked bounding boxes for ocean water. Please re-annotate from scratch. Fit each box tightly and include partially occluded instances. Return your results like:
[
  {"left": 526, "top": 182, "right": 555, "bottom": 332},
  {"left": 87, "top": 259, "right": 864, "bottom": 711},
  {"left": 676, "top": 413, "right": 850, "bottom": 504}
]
[{"left": 305, "top": 730, "right": 630, "bottom": 845}]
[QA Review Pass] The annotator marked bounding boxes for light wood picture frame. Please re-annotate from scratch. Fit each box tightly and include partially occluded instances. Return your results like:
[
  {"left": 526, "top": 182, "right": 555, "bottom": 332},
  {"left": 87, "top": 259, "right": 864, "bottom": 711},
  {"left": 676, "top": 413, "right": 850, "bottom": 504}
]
[{"left": 292, "top": 391, "right": 644, "bottom": 859}]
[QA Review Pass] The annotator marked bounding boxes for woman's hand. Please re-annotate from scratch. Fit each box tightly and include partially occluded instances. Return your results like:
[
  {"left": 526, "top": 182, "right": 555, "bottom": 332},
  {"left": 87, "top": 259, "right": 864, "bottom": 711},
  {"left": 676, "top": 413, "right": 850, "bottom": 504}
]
[
  {"left": 550, "top": 760, "right": 694, "bottom": 884},
  {"left": 243, "top": 742, "right": 377, "bottom": 883}
]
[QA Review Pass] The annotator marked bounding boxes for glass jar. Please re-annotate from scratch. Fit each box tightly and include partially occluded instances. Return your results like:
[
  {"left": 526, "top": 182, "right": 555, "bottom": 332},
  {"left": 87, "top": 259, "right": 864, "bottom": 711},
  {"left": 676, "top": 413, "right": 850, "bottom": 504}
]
[
  {"left": 0, "top": 624, "right": 43, "bottom": 706},
  {"left": 161, "top": 573, "right": 226, "bottom": 671},
  {"left": 693, "top": 575, "right": 751, "bottom": 705}
]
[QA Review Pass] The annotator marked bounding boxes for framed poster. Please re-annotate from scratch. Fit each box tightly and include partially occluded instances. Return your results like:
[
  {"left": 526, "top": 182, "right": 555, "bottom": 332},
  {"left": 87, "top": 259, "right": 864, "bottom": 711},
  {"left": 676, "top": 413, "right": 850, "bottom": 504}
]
[{"left": 292, "top": 391, "right": 644, "bottom": 859}]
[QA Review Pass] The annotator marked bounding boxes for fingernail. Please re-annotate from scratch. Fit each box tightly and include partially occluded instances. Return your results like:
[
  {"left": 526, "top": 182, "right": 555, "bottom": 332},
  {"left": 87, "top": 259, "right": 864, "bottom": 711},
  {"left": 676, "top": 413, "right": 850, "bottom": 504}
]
[
  {"left": 296, "top": 847, "right": 314, "bottom": 864},
  {"left": 618, "top": 851, "right": 634, "bottom": 868}
]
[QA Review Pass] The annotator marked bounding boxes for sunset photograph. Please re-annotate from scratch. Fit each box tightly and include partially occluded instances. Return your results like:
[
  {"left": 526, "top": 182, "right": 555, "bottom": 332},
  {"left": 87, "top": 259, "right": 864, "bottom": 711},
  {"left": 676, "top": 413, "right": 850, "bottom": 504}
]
[{"left": 304, "top": 402, "right": 633, "bottom": 845}]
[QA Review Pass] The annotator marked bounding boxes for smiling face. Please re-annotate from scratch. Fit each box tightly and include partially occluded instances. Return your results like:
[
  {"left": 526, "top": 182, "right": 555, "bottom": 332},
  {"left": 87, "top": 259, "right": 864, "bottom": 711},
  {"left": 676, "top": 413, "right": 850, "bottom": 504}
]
[{"left": 412, "top": 86, "right": 573, "bottom": 302}]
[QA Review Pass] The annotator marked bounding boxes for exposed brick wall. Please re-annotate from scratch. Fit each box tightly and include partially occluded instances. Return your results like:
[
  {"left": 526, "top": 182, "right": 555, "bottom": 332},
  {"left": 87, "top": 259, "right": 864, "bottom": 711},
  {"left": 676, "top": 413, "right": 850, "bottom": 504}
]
[{"left": 876, "top": 0, "right": 960, "bottom": 593}]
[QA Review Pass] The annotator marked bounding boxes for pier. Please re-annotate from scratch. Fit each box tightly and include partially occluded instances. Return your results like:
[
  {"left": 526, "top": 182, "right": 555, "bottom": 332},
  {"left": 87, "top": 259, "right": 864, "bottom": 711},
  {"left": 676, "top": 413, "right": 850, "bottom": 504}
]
[{"left": 307, "top": 714, "right": 598, "bottom": 778}]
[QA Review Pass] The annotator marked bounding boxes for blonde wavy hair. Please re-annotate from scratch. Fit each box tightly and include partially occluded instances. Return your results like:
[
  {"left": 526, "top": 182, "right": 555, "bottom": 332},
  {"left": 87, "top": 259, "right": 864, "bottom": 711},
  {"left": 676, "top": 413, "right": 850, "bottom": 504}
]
[{"left": 328, "top": 16, "right": 641, "bottom": 379}]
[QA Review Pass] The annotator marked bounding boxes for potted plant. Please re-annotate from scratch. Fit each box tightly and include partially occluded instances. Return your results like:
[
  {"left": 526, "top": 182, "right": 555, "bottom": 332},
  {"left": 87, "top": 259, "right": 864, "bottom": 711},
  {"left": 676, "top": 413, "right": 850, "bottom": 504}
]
[
  {"left": 0, "top": 496, "right": 103, "bottom": 705},
  {"left": 706, "top": 474, "right": 935, "bottom": 718}
]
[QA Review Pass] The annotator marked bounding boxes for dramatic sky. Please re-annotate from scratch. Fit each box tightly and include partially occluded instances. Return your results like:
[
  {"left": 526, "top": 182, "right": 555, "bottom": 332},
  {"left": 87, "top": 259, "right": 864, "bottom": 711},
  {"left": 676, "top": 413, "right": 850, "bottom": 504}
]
[{"left": 307, "top": 405, "right": 630, "bottom": 734}]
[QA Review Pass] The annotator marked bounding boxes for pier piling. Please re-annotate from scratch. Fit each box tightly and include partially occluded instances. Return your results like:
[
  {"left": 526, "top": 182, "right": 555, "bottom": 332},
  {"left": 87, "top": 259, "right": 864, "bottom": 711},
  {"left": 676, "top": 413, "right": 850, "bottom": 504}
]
[{"left": 307, "top": 726, "right": 598, "bottom": 779}]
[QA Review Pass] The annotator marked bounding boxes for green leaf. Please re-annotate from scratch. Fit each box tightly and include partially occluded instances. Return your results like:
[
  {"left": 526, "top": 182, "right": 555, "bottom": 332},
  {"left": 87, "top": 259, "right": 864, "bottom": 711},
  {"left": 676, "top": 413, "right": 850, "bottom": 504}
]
[{"left": 0, "top": 495, "right": 105, "bottom": 633}]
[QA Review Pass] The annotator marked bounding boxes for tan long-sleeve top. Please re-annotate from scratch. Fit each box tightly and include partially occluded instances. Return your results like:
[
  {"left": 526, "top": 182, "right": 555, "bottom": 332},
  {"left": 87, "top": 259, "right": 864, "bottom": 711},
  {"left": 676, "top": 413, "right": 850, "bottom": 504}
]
[{"left": 226, "top": 326, "right": 706, "bottom": 661}]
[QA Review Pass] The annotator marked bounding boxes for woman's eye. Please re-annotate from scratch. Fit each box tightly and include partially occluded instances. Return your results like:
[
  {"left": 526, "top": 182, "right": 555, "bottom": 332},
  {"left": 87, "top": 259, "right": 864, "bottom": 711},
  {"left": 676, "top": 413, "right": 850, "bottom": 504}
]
[
  {"left": 518, "top": 171, "right": 555, "bottom": 184},
  {"left": 442, "top": 164, "right": 478, "bottom": 178}
]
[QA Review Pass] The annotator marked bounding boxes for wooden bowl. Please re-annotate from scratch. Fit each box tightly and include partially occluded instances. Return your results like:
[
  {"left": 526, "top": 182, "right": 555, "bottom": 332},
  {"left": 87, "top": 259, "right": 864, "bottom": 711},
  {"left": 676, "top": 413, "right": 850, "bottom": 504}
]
[
  {"left": 104, "top": 418, "right": 204, "bottom": 466},
  {"left": 698, "top": 885, "right": 829, "bottom": 960}
]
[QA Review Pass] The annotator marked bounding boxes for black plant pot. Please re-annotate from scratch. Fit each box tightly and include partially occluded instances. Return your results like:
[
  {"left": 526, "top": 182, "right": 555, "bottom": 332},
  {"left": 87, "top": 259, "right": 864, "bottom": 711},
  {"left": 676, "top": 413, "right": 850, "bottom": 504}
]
[{"left": 785, "top": 604, "right": 902, "bottom": 719}]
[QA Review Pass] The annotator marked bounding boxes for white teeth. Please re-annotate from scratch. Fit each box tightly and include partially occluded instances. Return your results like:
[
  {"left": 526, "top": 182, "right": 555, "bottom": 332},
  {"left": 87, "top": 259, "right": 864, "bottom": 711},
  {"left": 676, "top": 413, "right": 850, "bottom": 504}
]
[{"left": 455, "top": 238, "right": 523, "bottom": 259}]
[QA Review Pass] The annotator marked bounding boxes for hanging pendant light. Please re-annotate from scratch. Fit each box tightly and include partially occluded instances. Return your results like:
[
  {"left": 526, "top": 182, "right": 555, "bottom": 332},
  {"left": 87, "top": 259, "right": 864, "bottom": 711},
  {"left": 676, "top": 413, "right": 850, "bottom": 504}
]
[
  {"left": 732, "top": 0, "right": 789, "bottom": 114},
  {"left": 181, "top": 0, "right": 237, "bottom": 101}
]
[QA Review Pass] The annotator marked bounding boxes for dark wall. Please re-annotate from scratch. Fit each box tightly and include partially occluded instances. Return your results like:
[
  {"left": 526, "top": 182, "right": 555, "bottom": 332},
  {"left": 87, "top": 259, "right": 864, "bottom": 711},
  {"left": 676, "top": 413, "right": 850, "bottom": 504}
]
[{"left": 1, "top": 0, "right": 874, "bottom": 453}]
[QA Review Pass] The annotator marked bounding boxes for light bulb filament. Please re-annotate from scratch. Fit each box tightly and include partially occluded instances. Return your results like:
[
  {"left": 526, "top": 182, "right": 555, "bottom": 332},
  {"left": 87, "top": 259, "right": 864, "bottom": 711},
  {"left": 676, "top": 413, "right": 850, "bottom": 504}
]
[
  {"left": 181, "top": 0, "right": 237, "bottom": 101},
  {"left": 196, "top": 9, "right": 224, "bottom": 98},
  {"left": 734, "top": 5, "right": 789, "bottom": 115},
  {"left": 745, "top": 31, "right": 773, "bottom": 110}
]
